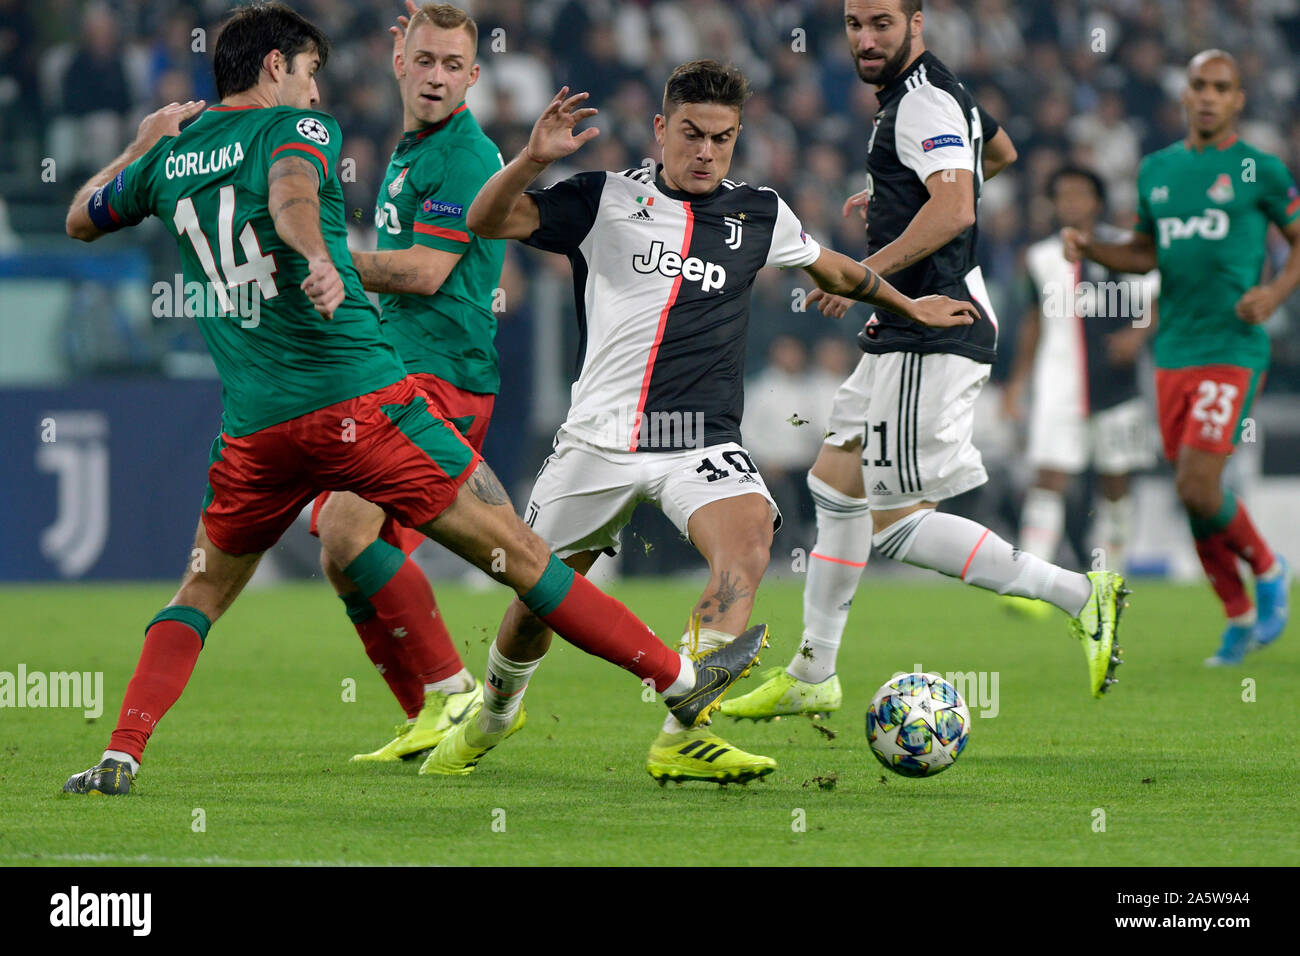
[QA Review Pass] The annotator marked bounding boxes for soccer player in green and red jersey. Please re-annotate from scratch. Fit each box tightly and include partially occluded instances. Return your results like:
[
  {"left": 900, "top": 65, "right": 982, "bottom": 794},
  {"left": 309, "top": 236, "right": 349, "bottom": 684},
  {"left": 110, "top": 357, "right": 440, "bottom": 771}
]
[
  {"left": 309, "top": 3, "right": 508, "bottom": 763},
  {"left": 60, "top": 2, "right": 769, "bottom": 796},
  {"left": 1066, "top": 50, "right": 1300, "bottom": 665}
]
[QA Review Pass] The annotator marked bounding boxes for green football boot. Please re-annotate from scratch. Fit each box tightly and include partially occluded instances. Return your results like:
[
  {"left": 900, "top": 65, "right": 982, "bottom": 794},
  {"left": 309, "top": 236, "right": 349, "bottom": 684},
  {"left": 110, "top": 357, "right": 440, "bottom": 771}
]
[
  {"left": 419, "top": 701, "right": 526, "bottom": 776},
  {"left": 351, "top": 680, "right": 483, "bottom": 762},
  {"left": 719, "top": 667, "right": 843, "bottom": 720},
  {"left": 646, "top": 729, "right": 776, "bottom": 786},
  {"left": 1069, "top": 570, "right": 1129, "bottom": 698}
]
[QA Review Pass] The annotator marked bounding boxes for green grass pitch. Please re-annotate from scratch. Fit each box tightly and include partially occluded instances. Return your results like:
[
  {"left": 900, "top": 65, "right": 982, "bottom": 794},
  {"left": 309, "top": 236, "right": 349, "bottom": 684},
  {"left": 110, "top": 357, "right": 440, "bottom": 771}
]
[{"left": 1, "top": 577, "right": 1295, "bottom": 866}]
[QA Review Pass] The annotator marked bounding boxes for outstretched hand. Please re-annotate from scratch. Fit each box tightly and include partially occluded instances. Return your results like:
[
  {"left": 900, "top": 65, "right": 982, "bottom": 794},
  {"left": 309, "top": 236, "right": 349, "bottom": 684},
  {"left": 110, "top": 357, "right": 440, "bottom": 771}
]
[
  {"left": 525, "top": 86, "right": 599, "bottom": 163},
  {"left": 1061, "top": 227, "right": 1089, "bottom": 263},
  {"left": 133, "top": 100, "right": 206, "bottom": 151},
  {"left": 806, "top": 287, "right": 855, "bottom": 318},
  {"left": 389, "top": 0, "right": 421, "bottom": 80}
]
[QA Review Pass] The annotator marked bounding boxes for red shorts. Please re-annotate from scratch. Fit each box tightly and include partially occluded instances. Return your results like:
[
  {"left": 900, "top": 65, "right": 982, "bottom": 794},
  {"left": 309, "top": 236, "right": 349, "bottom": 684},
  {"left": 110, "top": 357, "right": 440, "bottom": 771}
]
[
  {"left": 308, "top": 373, "right": 495, "bottom": 554},
  {"left": 201, "top": 376, "right": 481, "bottom": 556},
  {"left": 1155, "top": 365, "right": 1264, "bottom": 461}
]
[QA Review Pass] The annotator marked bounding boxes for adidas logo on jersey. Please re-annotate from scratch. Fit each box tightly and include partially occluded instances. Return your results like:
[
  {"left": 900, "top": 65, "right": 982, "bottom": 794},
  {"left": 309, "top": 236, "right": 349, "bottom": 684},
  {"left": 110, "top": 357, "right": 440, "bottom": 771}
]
[
  {"left": 872, "top": 481, "right": 891, "bottom": 495},
  {"left": 632, "top": 240, "right": 727, "bottom": 292},
  {"left": 628, "top": 208, "right": 654, "bottom": 221}
]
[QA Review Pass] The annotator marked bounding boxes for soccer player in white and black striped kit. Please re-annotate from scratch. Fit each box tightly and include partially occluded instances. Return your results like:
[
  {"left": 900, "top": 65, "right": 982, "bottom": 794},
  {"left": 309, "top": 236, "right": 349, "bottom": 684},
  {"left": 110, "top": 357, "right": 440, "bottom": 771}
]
[
  {"left": 724, "top": 0, "right": 1130, "bottom": 722},
  {"left": 421, "top": 61, "right": 977, "bottom": 783}
]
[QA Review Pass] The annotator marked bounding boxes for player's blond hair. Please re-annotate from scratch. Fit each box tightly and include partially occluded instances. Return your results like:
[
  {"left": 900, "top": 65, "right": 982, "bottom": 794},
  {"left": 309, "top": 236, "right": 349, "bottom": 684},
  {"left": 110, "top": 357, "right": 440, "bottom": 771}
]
[{"left": 406, "top": 3, "right": 478, "bottom": 56}]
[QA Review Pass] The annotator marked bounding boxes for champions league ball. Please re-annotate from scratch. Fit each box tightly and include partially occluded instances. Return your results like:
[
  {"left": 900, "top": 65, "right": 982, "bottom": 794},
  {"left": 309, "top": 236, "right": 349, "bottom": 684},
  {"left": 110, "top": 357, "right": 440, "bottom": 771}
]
[{"left": 866, "top": 672, "right": 970, "bottom": 777}]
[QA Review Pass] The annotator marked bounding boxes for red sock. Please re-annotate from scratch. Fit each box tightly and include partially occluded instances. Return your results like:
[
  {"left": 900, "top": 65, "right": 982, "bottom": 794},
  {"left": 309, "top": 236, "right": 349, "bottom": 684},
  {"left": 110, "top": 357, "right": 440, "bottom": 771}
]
[
  {"left": 1221, "top": 500, "right": 1275, "bottom": 575},
  {"left": 368, "top": 557, "right": 463, "bottom": 685},
  {"left": 108, "top": 620, "right": 204, "bottom": 763},
  {"left": 540, "top": 573, "right": 681, "bottom": 691},
  {"left": 1194, "top": 535, "right": 1252, "bottom": 618},
  {"left": 354, "top": 613, "right": 425, "bottom": 719}
]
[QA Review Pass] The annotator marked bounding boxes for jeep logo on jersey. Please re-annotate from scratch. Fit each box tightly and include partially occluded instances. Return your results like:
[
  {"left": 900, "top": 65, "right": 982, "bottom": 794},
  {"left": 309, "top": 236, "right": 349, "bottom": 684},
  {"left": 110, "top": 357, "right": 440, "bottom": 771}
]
[
  {"left": 296, "top": 117, "right": 330, "bottom": 145},
  {"left": 1156, "top": 209, "right": 1229, "bottom": 247},
  {"left": 632, "top": 241, "right": 727, "bottom": 292}
]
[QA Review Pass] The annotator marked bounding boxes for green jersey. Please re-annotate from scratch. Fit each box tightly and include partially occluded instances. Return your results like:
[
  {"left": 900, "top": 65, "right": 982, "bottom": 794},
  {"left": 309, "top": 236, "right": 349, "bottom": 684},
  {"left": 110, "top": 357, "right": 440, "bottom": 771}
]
[
  {"left": 373, "top": 103, "right": 505, "bottom": 394},
  {"left": 93, "top": 104, "right": 405, "bottom": 436},
  {"left": 1135, "top": 136, "right": 1300, "bottom": 371}
]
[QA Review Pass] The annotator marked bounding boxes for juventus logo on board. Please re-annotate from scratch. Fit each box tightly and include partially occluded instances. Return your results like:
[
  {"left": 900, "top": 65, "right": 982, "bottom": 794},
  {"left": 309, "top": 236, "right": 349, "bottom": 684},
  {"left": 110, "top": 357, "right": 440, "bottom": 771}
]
[
  {"left": 37, "top": 411, "right": 110, "bottom": 577},
  {"left": 724, "top": 215, "right": 743, "bottom": 250}
]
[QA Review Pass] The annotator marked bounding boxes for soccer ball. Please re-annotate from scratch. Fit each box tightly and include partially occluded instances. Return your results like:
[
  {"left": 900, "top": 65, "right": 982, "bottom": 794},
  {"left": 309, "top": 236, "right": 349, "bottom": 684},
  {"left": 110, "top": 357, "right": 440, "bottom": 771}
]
[{"left": 866, "top": 672, "right": 970, "bottom": 777}]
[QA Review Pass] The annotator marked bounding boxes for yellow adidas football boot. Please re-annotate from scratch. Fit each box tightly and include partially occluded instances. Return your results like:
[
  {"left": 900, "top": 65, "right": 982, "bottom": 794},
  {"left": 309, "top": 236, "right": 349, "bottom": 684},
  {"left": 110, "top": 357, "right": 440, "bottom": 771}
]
[{"left": 646, "top": 729, "right": 776, "bottom": 785}]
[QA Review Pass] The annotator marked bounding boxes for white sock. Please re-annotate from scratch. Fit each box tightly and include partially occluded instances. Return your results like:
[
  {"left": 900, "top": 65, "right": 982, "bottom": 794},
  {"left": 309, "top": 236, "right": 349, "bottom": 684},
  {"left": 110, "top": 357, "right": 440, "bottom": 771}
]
[
  {"left": 1020, "top": 487, "right": 1065, "bottom": 563},
  {"left": 875, "top": 510, "right": 1093, "bottom": 615},
  {"left": 425, "top": 666, "right": 474, "bottom": 696},
  {"left": 1258, "top": 560, "right": 1284, "bottom": 582},
  {"left": 102, "top": 750, "right": 140, "bottom": 774},
  {"left": 478, "top": 642, "right": 544, "bottom": 735},
  {"left": 790, "top": 473, "right": 872, "bottom": 684},
  {"left": 1094, "top": 495, "right": 1133, "bottom": 572},
  {"left": 663, "top": 627, "right": 732, "bottom": 734},
  {"left": 663, "top": 654, "right": 695, "bottom": 698}
]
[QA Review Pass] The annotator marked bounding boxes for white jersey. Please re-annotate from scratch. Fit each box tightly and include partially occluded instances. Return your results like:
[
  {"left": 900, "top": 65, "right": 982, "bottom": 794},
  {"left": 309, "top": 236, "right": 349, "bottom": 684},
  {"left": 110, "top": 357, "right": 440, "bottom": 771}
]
[
  {"left": 523, "top": 165, "right": 821, "bottom": 452},
  {"left": 1024, "top": 226, "right": 1156, "bottom": 414}
]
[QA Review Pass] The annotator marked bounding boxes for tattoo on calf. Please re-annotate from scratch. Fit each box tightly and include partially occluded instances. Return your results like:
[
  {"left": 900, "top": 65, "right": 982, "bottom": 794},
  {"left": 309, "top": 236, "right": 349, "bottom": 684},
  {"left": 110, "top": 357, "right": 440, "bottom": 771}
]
[
  {"left": 467, "top": 463, "right": 510, "bottom": 506},
  {"left": 711, "top": 570, "right": 750, "bottom": 617}
]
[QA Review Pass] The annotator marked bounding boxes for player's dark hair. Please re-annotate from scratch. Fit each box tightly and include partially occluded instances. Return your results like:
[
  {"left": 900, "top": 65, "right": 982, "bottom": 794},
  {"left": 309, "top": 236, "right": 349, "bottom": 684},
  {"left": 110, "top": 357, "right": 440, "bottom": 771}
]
[
  {"left": 899, "top": 0, "right": 923, "bottom": 19},
  {"left": 662, "top": 60, "right": 751, "bottom": 118},
  {"left": 1049, "top": 164, "right": 1107, "bottom": 208},
  {"left": 213, "top": 2, "right": 331, "bottom": 100}
]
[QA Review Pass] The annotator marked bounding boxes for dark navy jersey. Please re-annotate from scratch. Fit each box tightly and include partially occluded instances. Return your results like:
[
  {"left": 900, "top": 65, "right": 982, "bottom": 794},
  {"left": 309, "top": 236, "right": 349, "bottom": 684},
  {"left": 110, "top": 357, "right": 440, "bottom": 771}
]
[
  {"left": 858, "top": 51, "right": 999, "bottom": 364},
  {"left": 523, "top": 165, "right": 820, "bottom": 452}
]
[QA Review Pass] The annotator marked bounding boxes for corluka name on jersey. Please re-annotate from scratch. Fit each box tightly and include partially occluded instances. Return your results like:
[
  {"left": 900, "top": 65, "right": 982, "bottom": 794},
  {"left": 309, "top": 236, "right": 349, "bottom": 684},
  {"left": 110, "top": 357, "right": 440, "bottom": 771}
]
[
  {"left": 1135, "top": 135, "right": 1300, "bottom": 372},
  {"left": 88, "top": 104, "right": 405, "bottom": 437},
  {"left": 373, "top": 102, "right": 506, "bottom": 395},
  {"left": 858, "top": 50, "right": 999, "bottom": 363},
  {"left": 523, "top": 164, "right": 821, "bottom": 453}
]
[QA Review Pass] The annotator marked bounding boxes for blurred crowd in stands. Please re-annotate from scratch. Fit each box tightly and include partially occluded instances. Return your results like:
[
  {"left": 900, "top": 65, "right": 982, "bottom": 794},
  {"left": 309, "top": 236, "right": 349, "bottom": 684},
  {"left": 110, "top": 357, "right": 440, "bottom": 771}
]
[{"left": 3, "top": 0, "right": 1299, "bottom": 529}]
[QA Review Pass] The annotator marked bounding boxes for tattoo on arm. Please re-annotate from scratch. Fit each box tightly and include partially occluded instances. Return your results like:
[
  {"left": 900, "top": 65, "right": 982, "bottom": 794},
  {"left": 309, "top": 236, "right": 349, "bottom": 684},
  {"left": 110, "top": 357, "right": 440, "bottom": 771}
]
[
  {"left": 467, "top": 462, "right": 510, "bottom": 507},
  {"left": 271, "top": 195, "right": 318, "bottom": 224},
  {"left": 848, "top": 269, "right": 881, "bottom": 302},
  {"left": 355, "top": 252, "right": 421, "bottom": 292},
  {"left": 267, "top": 155, "right": 320, "bottom": 190}
]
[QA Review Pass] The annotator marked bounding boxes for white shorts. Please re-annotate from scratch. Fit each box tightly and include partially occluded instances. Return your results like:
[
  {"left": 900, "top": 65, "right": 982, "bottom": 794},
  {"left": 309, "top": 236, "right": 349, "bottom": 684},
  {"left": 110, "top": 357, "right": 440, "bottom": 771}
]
[
  {"left": 1028, "top": 396, "right": 1154, "bottom": 476},
  {"left": 523, "top": 430, "right": 781, "bottom": 557},
  {"left": 824, "top": 351, "right": 990, "bottom": 510}
]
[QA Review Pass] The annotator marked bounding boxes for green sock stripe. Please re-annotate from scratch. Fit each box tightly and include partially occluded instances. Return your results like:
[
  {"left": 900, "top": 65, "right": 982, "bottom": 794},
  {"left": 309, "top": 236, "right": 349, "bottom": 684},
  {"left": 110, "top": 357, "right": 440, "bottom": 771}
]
[
  {"left": 147, "top": 605, "right": 212, "bottom": 646},
  {"left": 1211, "top": 489, "right": 1237, "bottom": 529},
  {"left": 1189, "top": 490, "right": 1237, "bottom": 539},
  {"left": 521, "top": 555, "right": 575, "bottom": 618},
  {"left": 340, "top": 591, "right": 377, "bottom": 625},
  {"left": 343, "top": 539, "right": 407, "bottom": 599}
]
